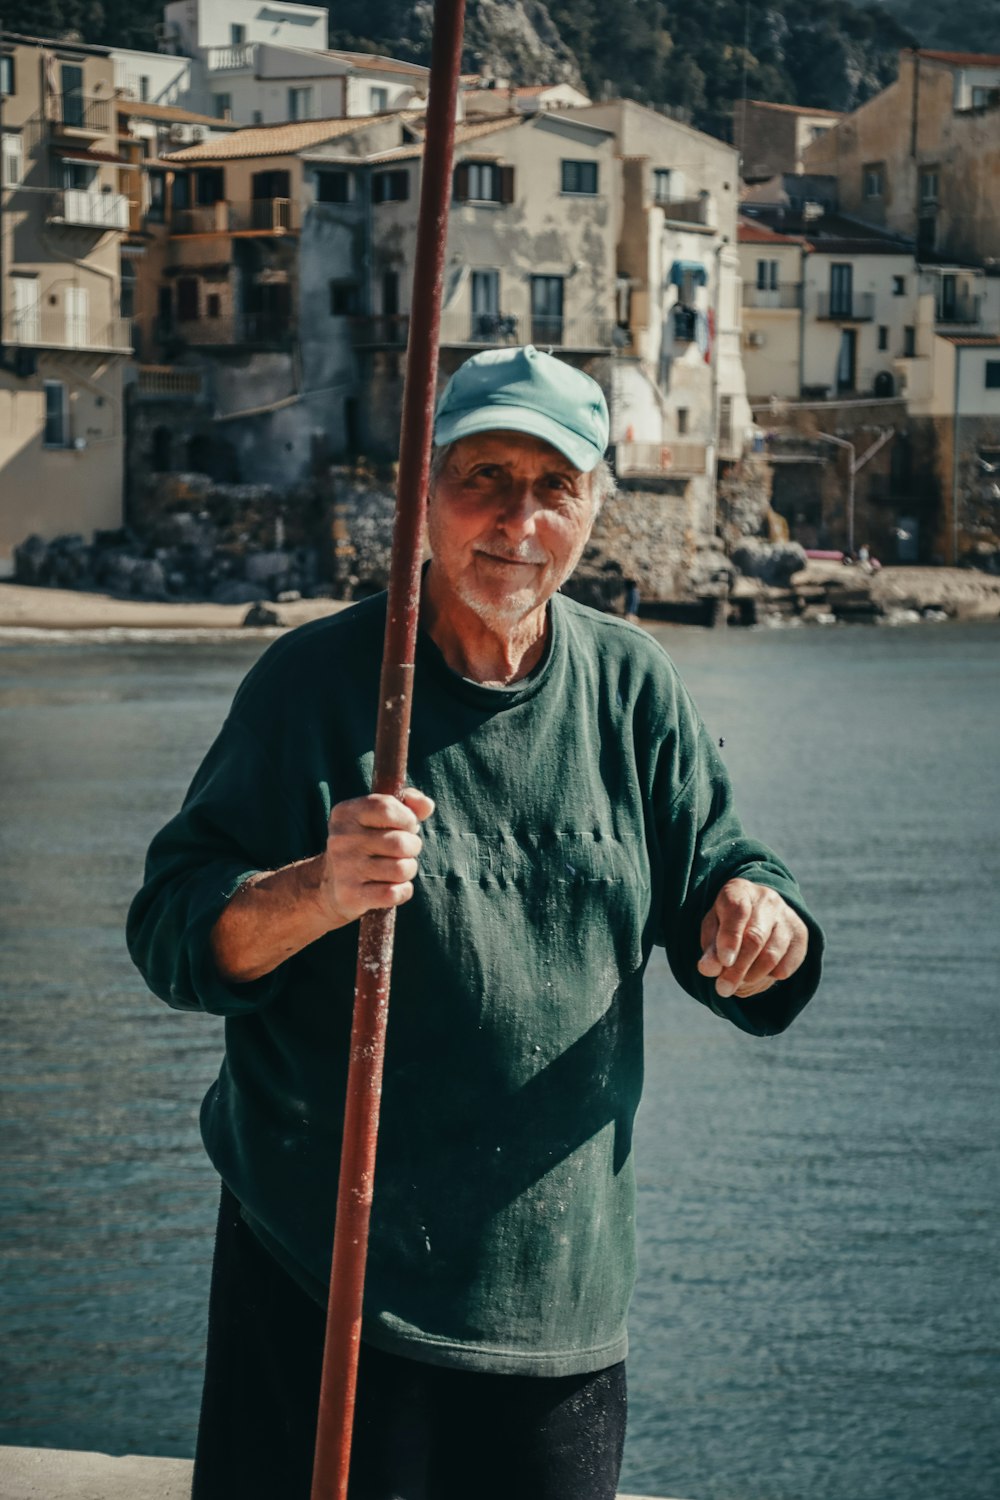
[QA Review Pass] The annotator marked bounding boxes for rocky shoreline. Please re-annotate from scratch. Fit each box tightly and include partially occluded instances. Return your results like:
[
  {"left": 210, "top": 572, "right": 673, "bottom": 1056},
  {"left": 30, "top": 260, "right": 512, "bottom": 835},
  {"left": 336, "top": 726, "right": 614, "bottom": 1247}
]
[{"left": 2, "top": 562, "right": 999, "bottom": 635}]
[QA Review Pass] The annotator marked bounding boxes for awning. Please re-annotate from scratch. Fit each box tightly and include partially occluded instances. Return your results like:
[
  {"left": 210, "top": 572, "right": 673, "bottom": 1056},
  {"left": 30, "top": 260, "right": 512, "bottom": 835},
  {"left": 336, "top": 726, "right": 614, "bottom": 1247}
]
[
  {"left": 55, "top": 148, "right": 129, "bottom": 166},
  {"left": 669, "top": 260, "right": 708, "bottom": 287}
]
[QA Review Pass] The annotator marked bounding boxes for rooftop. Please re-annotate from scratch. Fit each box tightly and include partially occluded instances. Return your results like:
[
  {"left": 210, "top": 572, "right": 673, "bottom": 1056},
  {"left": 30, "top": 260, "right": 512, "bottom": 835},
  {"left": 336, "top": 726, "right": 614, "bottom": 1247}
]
[
  {"left": 940, "top": 334, "right": 1000, "bottom": 347},
  {"left": 163, "top": 113, "right": 405, "bottom": 161},
  {"left": 365, "top": 114, "right": 524, "bottom": 165},
  {"left": 118, "top": 100, "right": 241, "bottom": 130},
  {"left": 325, "top": 48, "right": 429, "bottom": 77},
  {"left": 738, "top": 218, "right": 811, "bottom": 247},
  {"left": 917, "top": 49, "right": 1000, "bottom": 69},
  {"left": 743, "top": 98, "right": 844, "bottom": 118}
]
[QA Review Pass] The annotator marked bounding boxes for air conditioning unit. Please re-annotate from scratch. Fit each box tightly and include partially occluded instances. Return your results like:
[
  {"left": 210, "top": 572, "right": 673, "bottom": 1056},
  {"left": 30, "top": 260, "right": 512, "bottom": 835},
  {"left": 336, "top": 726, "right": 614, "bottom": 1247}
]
[
  {"left": 746, "top": 330, "right": 765, "bottom": 348},
  {"left": 168, "top": 123, "right": 185, "bottom": 143},
  {"left": 191, "top": 126, "right": 205, "bottom": 143}
]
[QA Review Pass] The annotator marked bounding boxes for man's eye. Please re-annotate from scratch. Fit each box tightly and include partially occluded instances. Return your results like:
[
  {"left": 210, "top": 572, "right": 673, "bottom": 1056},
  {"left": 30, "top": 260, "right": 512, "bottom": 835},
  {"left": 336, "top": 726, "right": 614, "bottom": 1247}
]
[{"left": 468, "top": 465, "right": 504, "bottom": 481}]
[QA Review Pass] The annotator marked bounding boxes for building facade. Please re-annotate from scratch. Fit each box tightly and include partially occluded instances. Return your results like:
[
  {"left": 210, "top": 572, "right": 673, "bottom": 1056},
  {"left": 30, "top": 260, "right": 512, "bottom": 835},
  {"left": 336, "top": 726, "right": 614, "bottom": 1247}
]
[{"left": 1, "top": 34, "right": 132, "bottom": 573}]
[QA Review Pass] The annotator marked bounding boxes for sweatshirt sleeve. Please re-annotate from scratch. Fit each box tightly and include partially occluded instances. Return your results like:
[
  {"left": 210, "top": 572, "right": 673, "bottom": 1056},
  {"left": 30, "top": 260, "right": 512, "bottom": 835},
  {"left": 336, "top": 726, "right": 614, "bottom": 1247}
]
[
  {"left": 655, "top": 700, "right": 824, "bottom": 1038},
  {"left": 126, "top": 715, "right": 313, "bottom": 1017}
]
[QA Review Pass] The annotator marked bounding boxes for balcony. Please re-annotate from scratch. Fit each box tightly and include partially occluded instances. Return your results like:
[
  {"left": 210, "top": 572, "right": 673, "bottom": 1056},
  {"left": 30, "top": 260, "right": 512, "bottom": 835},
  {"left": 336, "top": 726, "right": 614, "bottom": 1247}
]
[
  {"left": 51, "top": 93, "right": 112, "bottom": 138},
  {"left": 170, "top": 313, "right": 296, "bottom": 348},
  {"left": 614, "top": 440, "right": 709, "bottom": 478},
  {"left": 171, "top": 199, "right": 298, "bottom": 236},
  {"left": 47, "top": 189, "right": 130, "bottom": 231},
  {"left": 366, "top": 310, "right": 617, "bottom": 352},
  {"left": 743, "top": 283, "right": 802, "bottom": 310},
  {"left": 816, "top": 292, "right": 875, "bottom": 322},
  {"left": 936, "top": 294, "right": 981, "bottom": 326},
  {"left": 4, "top": 310, "right": 132, "bottom": 353},
  {"left": 672, "top": 305, "right": 699, "bottom": 343},
  {"left": 205, "top": 43, "right": 258, "bottom": 71},
  {"left": 134, "top": 365, "right": 206, "bottom": 400},
  {"left": 656, "top": 195, "right": 710, "bottom": 226}
]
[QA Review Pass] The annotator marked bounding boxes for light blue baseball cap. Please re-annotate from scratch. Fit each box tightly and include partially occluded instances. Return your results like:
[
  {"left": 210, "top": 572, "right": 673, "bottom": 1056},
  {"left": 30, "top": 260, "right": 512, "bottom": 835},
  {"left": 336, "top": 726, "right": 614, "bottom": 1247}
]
[{"left": 434, "top": 345, "right": 610, "bottom": 473}]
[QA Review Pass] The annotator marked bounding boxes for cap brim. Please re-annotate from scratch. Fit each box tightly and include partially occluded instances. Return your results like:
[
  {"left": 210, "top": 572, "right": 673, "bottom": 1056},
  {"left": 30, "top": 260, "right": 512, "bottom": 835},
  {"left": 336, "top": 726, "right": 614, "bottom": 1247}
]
[{"left": 434, "top": 404, "right": 602, "bottom": 473}]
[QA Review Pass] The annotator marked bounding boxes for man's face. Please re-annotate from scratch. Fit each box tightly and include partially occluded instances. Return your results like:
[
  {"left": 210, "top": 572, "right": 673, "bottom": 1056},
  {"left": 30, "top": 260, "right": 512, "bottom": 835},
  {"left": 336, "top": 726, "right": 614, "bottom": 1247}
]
[{"left": 426, "top": 431, "right": 596, "bottom": 628}]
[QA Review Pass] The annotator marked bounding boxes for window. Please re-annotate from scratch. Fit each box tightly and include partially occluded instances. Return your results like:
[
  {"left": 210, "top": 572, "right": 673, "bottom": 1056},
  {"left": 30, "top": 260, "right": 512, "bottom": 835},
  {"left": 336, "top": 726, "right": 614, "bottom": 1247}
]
[
  {"left": 288, "top": 87, "right": 313, "bottom": 121},
  {"left": 44, "top": 381, "right": 69, "bottom": 446},
  {"left": 177, "top": 277, "right": 199, "bottom": 322},
  {"left": 719, "top": 396, "right": 734, "bottom": 450},
  {"left": 810, "top": 124, "right": 829, "bottom": 141},
  {"left": 903, "top": 326, "right": 915, "bottom": 357},
  {"left": 329, "top": 280, "right": 360, "bottom": 315},
  {"left": 677, "top": 407, "right": 689, "bottom": 435},
  {"left": 65, "top": 286, "right": 88, "bottom": 346},
  {"left": 252, "top": 109, "right": 263, "bottom": 125},
  {"left": 373, "top": 169, "right": 409, "bottom": 203},
  {"left": 652, "top": 168, "right": 671, "bottom": 203},
  {"left": 212, "top": 93, "right": 232, "bottom": 120},
  {"left": 62, "top": 159, "right": 97, "bottom": 192},
  {"left": 0, "top": 53, "right": 14, "bottom": 96},
  {"left": 195, "top": 168, "right": 225, "bottom": 205},
  {"left": 370, "top": 86, "right": 388, "bottom": 112},
  {"left": 971, "top": 86, "right": 992, "bottom": 108},
  {"left": 470, "top": 269, "right": 500, "bottom": 337},
  {"left": 878, "top": 325, "right": 888, "bottom": 351},
  {"left": 231, "top": 23, "right": 246, "bottom": 45},
  {"left": 316, "top": 170, "right": 351, "bottom": 204},
  {"left": 531, "top": 275, "right": 564, "bottom": 344},
  {"left": 139, "top": 74, "right": 150, "bottom": 102},
  {"left": 893, "top": 275, "right": 906, "bottom": 296},
  {"left": 453, "top": 160, "right": 513, "bottom": 205},
  {"left": 986, "top": 362, "right": 1000, "bottom": 390},
  {"left": 12, "top": 276, "right": 39, "bottom": 342},
  {"left": 829, "top": 263, "right": 853, "bottom": 318},
  {"left": 756, "top": 259, "right": 779, "bottom": 292},
  {"left": 1, "top": 132, "right": 22, "bottom": 186},
  {"left": 206, "top": 293, "right": 221, "bottom": 318},
  {"left": 60, "top": 63, "right": 84, "bottom": 126},
  {"left": 120, "top": 259, "right": 136, "bottom": 319},
  {"left": 382, "top": 270, "right": 399, "bottom": 316},
  {"left": 147, "top": 170, "right": 166, "bottom": 222},
  {"left": 863, "top": 163, "right": 884, "bottom": 199},
  {"left": 561, "top": 159, "right": 598, "bottom": 195},
  {"left": 920, "top": 168, "right": 939, "bottom": 203}
]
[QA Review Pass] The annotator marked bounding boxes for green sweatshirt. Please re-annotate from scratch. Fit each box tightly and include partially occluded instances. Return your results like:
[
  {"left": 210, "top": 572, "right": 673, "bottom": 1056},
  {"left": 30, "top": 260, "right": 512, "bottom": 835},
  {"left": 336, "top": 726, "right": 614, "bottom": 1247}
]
[{"left": 127, "top": 591, "right": 823, "bottom": 1377}]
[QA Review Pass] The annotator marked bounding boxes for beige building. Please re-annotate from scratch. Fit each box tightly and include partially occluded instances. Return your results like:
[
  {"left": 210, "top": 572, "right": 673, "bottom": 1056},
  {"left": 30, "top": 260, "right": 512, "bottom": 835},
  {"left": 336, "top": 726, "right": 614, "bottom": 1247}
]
[
  {"left": 1, "top": 34, "right": 132, "bottom": 574},
  {"left": 734, "top": 99, "right": 843, "bottom": 182},
  {"left": 803, "top": 49, "right": 1000, "bottom": 267},
  {"left": 558, "top": 98, "right": 750, "bottom": 523}
]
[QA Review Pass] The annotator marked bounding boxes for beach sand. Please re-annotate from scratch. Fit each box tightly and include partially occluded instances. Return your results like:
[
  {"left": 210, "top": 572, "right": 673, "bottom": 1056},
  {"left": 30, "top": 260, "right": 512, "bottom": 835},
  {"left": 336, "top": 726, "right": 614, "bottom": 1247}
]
[{"left": 0, "top": 584, "right": 348, "bottom": 633}]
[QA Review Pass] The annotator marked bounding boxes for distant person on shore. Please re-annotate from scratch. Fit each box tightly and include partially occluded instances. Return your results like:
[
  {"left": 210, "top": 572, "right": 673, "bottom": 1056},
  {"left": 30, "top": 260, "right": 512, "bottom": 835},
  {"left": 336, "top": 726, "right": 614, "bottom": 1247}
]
[{"left": 127, "top": 347, "right": 823, "bottom": 1500}]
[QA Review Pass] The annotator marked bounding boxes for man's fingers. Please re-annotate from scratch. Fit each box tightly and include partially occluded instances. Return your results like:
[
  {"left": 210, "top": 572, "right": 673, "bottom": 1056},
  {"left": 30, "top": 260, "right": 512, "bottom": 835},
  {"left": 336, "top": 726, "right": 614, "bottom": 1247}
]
[
  {"left": 768, "top": 924, "right": 809, "bottom": 982},
  {"left": 697, "top": 908, "right": 721, "bottom": 974},
  {"left": 401, "top": 787, "right": 435, "bottom": 821},
  {"left": 714, "top": 917, "right": 772, "bottom": 997},
  {"left": 711, "top": 880, "right": 756, "bottom": 969},
  {"left": 739, "top": 925, "right": 791, "bottom": 989}
]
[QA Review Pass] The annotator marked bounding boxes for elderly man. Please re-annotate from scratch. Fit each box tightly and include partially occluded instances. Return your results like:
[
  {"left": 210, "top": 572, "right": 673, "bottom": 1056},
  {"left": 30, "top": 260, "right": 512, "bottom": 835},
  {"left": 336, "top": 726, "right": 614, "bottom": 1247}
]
[{"left": 128, "top": 346, "right": 822, "bottom": 1500}]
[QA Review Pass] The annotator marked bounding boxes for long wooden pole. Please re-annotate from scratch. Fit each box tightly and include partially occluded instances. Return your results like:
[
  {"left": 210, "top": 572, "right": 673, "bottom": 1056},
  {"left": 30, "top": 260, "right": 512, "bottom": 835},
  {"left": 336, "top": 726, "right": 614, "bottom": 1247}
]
[{"left": 309, "top": 5, "right": 466, "bottom": 1496}]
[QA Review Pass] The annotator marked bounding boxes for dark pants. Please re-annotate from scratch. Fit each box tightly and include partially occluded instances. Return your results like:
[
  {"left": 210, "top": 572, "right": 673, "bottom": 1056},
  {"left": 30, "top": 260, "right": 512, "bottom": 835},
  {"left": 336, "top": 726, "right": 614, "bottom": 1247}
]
[{"left": 192, "top": 1186, "right": 627, "bottom": 1500}]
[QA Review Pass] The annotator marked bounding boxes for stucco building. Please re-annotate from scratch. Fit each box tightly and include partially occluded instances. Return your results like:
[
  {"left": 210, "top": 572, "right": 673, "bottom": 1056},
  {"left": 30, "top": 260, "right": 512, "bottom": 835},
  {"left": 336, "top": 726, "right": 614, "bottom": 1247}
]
[
  {"left": 1, "top": 33, "right": 132, "bottom": 574},
  {"left": 734, "top": 98, "right": 843, "bottom": 182},
  {"left": 802, "top": 49, "right": 1000, "bottom": 269}
]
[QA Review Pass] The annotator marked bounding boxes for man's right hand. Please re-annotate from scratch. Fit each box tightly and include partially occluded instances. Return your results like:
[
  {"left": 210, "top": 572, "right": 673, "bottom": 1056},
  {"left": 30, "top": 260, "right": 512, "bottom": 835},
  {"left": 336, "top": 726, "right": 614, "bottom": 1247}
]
[
  {"left": 317, "top": 788, "right": 435, "bottom": 925},
  {"left": 210, "top": 787, "right": 434, "bottom": 985}
]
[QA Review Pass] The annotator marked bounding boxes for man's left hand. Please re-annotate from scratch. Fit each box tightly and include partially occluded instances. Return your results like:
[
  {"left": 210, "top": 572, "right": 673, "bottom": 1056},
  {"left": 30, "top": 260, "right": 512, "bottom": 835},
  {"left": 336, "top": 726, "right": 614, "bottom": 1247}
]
[{"left": 697, "top": 879, "right": 809, "bottom": 999}]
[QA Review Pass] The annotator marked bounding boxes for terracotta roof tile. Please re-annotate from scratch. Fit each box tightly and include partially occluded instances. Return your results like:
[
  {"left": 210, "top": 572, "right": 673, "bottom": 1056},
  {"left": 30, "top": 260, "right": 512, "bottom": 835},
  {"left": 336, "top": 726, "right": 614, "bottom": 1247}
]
[
  {"left": 164, "top": 114, "right": 399, "bottom": 161},
  {"left": 325, "top": 49, "right": 429, "bottom": 77},
  {"left": 738, "top": 218, "right": 811, "bottom": 247},
  {"left": 941, "top": 334, "right": 1000, "bottom": 346},
  {"left": 118, "top": 100, "right": 240, "bottom": 130},
  {"left": 366, "top": 113, "right": 524, "bottom": 163},
  {"left": 918, "top": 50, "right": 1000, "bottom": 68},
  {"left": 744, "top": 98, "right": 843, "bottom": 118}
]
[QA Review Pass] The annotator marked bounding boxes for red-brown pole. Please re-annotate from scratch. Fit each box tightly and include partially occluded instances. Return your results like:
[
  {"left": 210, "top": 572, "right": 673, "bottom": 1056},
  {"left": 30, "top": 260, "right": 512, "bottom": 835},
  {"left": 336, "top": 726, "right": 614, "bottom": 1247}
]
[{"left": 309, "top": 4, "right": 466, "bottom": 1497}]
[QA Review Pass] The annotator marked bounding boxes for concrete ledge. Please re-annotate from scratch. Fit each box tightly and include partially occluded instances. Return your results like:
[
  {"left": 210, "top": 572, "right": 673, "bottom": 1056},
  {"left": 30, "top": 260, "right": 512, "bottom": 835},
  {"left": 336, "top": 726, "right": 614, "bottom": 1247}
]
[{"left": 0, "top": 1448, "right": 682, "bottom": 1499}]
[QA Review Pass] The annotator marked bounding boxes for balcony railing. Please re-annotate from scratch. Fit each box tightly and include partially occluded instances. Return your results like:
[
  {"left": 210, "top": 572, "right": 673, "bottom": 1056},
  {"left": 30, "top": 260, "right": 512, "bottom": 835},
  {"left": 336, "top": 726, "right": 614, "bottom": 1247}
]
[
  {"left": 171, "top": 199, "right": 298, "bottom": 236},
  {"left": 816, "top": 292, "right": 875, "bottom": 322},
  {"left": 205, "top": 43, "right": 258, "bottom": 71},
  {"left": 614, "top": 440, "right": 709, "bottom": 478},
  {"left": 170, "top": 313, "right": 296, "bottom": 347},
  {"left": 657, "top": 196, "right": 709, "bottom": 225},
  {"left": 47, "top": 189, "right": 130, "bottom": 230},
  {"left": 52, "top": 93, "right": 112, "bottom": 135},
  {"left": 3, "top": 310, "right": 132, "bottom": 352},
  {"left": 433, "top": 310, "right": 616, "bottom": 350},
  {"left": 936, "top": 295, "right": 981, "bottom": 325},
  {"left": 135, "top": 365, "right": 206, "bottom": 399},
  {"left": 743, "top": 283, "right": 802, "bottom": 309}
]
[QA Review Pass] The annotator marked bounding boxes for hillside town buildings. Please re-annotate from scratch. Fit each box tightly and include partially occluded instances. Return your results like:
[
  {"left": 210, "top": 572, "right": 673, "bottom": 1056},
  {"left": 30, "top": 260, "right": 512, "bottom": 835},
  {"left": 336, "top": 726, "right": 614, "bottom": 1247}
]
[{"left": 2, "top": 13, "right": 999, "bottom": 579}]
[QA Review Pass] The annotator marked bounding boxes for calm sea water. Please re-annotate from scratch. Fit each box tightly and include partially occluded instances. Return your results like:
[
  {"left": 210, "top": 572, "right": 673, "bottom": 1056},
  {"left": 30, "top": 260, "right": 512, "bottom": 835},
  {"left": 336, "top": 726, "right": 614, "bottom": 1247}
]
[{"left": 1, "top": 620, "right": 998, "bottom": 1500}]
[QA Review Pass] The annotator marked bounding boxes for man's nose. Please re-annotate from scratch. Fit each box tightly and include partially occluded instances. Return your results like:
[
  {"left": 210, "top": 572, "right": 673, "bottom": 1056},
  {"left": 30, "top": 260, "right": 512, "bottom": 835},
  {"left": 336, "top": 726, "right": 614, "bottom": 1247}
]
[{"left": 497, "top": 481, "right": 539, "bottom": 535}]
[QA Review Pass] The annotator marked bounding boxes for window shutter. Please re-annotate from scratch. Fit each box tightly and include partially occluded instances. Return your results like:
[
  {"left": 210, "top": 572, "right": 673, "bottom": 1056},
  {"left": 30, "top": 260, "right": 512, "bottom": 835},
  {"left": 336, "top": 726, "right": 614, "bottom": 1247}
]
[
  {"left": 499, "top": 165, "right": 515, "bottom": 204},
  {"left": 454, "top": 162, "right": 469, "bottom": 202}
]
